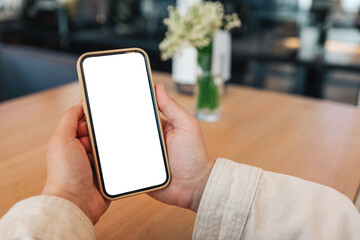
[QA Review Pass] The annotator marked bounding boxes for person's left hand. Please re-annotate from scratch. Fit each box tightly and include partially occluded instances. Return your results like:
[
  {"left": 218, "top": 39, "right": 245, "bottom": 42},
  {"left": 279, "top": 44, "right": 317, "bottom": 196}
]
[{"left": 42, "top": 100, "right": 110, "bottom": 224}]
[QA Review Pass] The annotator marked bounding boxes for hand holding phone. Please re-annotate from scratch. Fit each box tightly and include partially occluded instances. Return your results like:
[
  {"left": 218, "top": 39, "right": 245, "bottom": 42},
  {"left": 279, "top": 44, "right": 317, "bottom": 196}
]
[
  {"left": 147, "top": 84, "right": 215, "bottom": 212},
  {"left": 42, "top": 101, "right": 110, "bottom": 224}
]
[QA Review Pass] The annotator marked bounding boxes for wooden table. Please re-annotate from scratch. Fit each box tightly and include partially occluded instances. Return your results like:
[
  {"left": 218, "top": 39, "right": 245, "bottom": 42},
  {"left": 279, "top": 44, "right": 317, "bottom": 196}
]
[{"left": 0, "top": 72, "right": 360, "bottom": 239}]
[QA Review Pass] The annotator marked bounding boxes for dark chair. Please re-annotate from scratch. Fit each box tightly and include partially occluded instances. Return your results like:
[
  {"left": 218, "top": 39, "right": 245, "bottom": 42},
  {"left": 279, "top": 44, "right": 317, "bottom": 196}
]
[{"left": 0, "top": 43, "right": 78, "bottom": 102}]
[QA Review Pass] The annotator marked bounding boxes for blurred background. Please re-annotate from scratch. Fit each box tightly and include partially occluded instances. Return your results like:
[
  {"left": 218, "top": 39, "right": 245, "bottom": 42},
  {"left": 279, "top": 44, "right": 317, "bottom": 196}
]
[{"left": 0, "top": 0, "right": 359, "bottom": 104}]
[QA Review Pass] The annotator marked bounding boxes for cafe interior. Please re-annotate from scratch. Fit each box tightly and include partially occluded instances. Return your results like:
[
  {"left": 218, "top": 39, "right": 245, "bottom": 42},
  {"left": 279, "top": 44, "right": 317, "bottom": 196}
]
[{"left": 0, "top": 0, "right": 359, "bottom": 238}]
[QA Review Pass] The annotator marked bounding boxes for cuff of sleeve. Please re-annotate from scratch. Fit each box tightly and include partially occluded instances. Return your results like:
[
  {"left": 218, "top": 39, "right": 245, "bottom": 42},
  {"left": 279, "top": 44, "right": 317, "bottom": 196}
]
[
  {"left": 193, "top": 158, "right": 262, "bottom": 240},
  {"left": 0, "top": 195, "right": 95, "bottom": 240}
]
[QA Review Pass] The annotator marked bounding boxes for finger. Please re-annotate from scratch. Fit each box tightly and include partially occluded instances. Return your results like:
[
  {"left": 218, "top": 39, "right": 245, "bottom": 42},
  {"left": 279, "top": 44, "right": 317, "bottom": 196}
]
[
  {"left": 77, "top": 121, "right": 89, "bottom": 137},
  {"left": 87, "top": 153, "right": 95, "bottom": 167},
  {"left": 160, "top": 118, "right": 175, "bottom": 137},
  {"left": 155, "top": 84, "right": 194, "bottom": 127},
  {"left": 79, "top": 136, "right": 92, "bottom": 152},
  {"left": 55, "top": 99, "right": 84, "bottom": 141},
  {"left": 160, "top": 118, "right": 167, "bottom": 125},
  {"left": 79, "top": 114, "right": 86, "bottom": 123}
]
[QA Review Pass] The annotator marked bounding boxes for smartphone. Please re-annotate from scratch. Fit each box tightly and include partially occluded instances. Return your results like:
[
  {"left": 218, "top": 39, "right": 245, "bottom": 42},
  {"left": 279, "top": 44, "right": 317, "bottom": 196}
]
[{"left": 76, "top": 48, "right": 170, "bottom": 200}]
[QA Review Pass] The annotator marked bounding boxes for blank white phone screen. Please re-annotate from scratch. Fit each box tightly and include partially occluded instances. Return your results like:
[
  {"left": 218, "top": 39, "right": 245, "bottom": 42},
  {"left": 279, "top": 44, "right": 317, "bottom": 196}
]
[{"left": 82, "top": 52, "right": 168, "bottom": 196}]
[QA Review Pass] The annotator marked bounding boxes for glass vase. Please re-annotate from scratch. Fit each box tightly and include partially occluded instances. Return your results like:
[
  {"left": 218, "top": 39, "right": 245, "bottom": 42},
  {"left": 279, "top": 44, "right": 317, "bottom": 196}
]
[{"left": 196, "top": 42, "right": 222, "bottom": 122}]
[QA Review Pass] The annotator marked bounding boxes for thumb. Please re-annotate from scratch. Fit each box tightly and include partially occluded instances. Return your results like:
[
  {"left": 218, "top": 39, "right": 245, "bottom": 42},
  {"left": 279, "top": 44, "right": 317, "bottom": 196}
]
[
  {"left": 155, "top": 83, "right": 194, "bottom": 127},
  {"left": 55, "top": 99, "right": 84, "bottom": 141}
]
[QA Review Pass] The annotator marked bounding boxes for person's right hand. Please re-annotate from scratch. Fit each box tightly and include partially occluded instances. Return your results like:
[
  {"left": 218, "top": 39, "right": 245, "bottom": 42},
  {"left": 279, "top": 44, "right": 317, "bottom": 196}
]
[{"left": 148, "top": 84, "right": 215, "bottom": 212}]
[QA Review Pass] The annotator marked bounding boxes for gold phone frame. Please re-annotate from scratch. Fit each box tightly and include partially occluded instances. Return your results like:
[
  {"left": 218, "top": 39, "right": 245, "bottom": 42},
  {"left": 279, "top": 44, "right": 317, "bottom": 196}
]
[{"left": 76, "top": 48, "right": 171, "bottom": 201}]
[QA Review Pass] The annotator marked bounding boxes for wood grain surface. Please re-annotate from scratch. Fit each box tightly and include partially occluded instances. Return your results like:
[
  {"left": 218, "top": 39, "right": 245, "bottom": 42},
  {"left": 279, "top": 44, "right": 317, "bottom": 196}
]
[{"left": 0, "top": 72, "right": 359, "bottom": 239}]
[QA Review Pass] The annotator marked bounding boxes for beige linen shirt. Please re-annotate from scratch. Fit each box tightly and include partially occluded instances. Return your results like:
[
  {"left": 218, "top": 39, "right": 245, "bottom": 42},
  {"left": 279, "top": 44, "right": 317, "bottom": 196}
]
[{"left": 1, "top": 158, "right": 360, "bottom": 239}]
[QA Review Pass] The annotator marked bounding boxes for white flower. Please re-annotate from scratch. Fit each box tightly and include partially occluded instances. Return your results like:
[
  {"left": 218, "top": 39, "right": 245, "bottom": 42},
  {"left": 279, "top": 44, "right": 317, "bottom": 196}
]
[{"left": 160, "top": 1, "right": 241, "bottom": 61}]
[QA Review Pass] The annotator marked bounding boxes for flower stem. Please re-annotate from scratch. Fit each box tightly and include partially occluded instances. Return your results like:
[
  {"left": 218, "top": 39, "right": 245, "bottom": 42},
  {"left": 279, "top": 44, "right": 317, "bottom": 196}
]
[{"left": 197, "top": 42, "right": 220, "bottom": 110}]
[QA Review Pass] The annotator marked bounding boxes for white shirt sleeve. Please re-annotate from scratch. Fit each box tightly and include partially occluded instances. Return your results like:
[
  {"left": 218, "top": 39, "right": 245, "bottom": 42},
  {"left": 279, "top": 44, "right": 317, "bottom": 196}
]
[
  {"left": 1, "top": 159, "right": 359, "bottom": 240},
  {"left": 0, "top": 195, "right": 95, "bottom": 240},
  {"left": 193, "top": 158, "right": 360, "bottom": 240}
]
